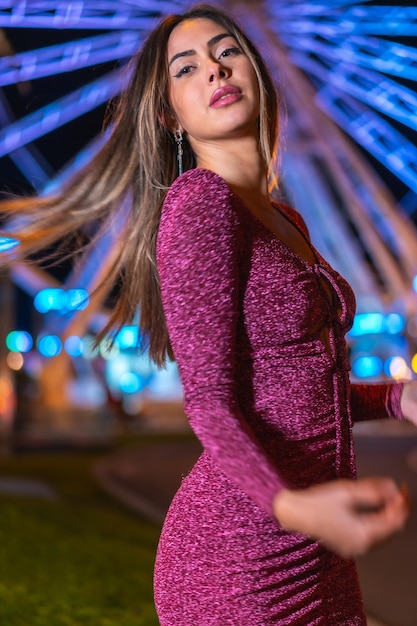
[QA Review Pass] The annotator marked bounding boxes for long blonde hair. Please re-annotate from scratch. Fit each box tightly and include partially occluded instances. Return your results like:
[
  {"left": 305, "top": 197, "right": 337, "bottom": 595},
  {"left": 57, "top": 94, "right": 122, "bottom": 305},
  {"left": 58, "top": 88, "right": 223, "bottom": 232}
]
[{"left": 0, "top": 4, "right": 280, "bottom": 366}]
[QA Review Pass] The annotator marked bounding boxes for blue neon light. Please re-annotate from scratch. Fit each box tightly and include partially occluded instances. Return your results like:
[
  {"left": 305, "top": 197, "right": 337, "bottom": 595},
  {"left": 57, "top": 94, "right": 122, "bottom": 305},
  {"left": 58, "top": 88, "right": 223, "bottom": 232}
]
[
  {"left": 114, "top": 326, "right": 139, "bottom": 350},
  {"left": 119, "top": 372, "right": 146, "bottom": 394},
  {"left": 0, "top": 32, "right": 141, "bottom": 87},
  {"left": 66, "top": 289, "right": 89, "bottom": 311},
  {"left": 64, "top": 336, "right": 84, "bottom": 357},
  {"left": 0, "top": 5, "right": 160, "bottom": 30},
  {"left": 266, "top": 1, "right": 417, "bottom": 201},
  {"left": 34, "top": 288, "right": 89, "bottom": 314},
  {"left": 383, "top": 356, "right": 398, "bottom": 378},
  {"left": 352, "top": 355, "right": 383, "bottom": 378},
  {"left": 6, "top": 330, "right": 33, "bottom": 353},
  {"left": 0, "top": 237, "right": 19, "bottom": 253},
  {"left": 37, "top": 335, "right": 62, "bottom": 358},
  {"left": 349, "top": 313, "right": 384, "bottom": 336},
  {"left": 349, "top": 312, "right": 404, "bottom": 337},
  {"left": 34, "top": 288, "right": 66, "bottom": 313},
  {"left": 385, "top": 313, "right": 405, "bottom": 335}
]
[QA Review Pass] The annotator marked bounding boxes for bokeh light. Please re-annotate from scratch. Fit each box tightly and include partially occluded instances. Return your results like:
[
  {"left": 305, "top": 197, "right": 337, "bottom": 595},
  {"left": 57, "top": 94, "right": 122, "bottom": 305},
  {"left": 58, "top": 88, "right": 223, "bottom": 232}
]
[
  {"left": 411, "top": 353, "right": 417, "bottom": 374},
  {"left": 119, "top": 372, "right": 146, "bottom": 394},
  {"left": 34, "top": 288, "right": 89, "bottom": 313},
  {"left": 352, "top": 355, "right": 383, "bottom": 378},
  {"left": 6, "top": 351, "right": 24, "bottom": 370},
  {"left": 348, "top": 312, "right": 404, "bottom": 337},
  {"left": 114, "top": 326, "right": 139, "bottom": 350},
  {"left": 6, "top": 330, "right": 33, "bottom": 353},
  {"left": 385, "top": 313, "right": 404, "bottom": 334},
  {"left": 99, "top": 339, "right": 120, "bottom": 360},
  {"left": 64, "top": 335, "right": 84, "bottom": 357},
  {"left": 34, "top": 288, "right": 67, "bottom": 313},
  {"left": 385, "top": 356, "right": 412, "bottom": 380},
  {"left": 66, "top": 289, "right": 89, "bottom": 311},
  {"left": 82, "top": 334, "right": 99, "bottom": 360},
  {"left": 37, "top": 335, "right": 62, "bottom": 358}
]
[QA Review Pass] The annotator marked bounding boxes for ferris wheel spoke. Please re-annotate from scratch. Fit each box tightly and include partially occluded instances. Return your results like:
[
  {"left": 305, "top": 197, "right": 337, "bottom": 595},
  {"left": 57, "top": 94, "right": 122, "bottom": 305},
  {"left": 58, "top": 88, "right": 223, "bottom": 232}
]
[
  {"left": 0, "top": 68, "right": 128, "bottom": 158},
  {"left": 0, "top": 90, "right": 52, "bottom": 186},
  {"left": 268, "top": 0, "right": 373, "bottom": 17},
  {"left": 268, "top": 5, "right": 417, "bottom": 37},
  {"left": 42, "top": 130, "right": 111, "bottom": 195},
  {"left": 0, "top": 0, "right": 172, "bottom": 30},
  {"left": 289, "top": 50, "right": 417, "bottom": 132},
  {"left": 317, "top": 85, "right": 417, "bottom": 195},
  {"left": 0, "top": 31, "right": 142, "bottom": 86},
  {"left": 280, "top": 32, "right": 417, "bottom": 82}
]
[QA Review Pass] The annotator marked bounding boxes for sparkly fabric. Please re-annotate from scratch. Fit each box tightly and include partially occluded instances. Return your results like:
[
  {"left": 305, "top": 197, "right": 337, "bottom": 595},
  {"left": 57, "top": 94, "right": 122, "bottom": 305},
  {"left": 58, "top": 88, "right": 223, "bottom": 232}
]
[{"left": 154, "top": 168, "right": 403, "bottom": 625}]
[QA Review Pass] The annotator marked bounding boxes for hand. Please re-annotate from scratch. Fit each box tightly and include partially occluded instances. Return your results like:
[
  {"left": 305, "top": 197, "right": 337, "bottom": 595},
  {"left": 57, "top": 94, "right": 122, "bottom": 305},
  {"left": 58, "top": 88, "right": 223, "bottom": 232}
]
[
  {"left": 273, "top": 478, "right": 409, "bottom": 558},
  {"left": 401, "top": 380, "right": 417, "bottom": 426}
]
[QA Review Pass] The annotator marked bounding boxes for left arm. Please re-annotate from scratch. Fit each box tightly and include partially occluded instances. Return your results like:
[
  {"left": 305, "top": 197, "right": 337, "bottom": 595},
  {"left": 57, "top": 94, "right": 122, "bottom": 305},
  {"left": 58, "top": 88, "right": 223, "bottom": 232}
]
[
  {"left": 351, "top": 380, "right": 417, "bottom": 427},
  {"left": 350, "top": 382, "right": 404, "bottom": 423}
]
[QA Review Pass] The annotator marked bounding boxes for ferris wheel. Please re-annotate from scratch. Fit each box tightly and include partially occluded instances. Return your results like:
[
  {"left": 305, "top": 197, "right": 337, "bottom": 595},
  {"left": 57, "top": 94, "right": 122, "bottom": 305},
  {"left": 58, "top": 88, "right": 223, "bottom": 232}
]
[{"left": 1, "top": 0, "right": 417, "bottom": 405}]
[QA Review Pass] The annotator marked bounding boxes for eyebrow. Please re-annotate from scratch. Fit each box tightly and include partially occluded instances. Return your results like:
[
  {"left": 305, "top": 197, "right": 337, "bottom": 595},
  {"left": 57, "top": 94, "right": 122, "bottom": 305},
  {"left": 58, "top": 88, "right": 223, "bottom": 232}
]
[{"left": 168, "top": 32, "right": 233, "bottom": 67}]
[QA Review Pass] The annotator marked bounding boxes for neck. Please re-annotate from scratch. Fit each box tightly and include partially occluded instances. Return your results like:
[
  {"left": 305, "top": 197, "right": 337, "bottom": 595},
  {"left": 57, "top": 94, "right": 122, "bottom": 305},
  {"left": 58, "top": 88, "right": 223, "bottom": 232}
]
[{"left": 193, "top": 136, "right": 270, "bottom": 208}]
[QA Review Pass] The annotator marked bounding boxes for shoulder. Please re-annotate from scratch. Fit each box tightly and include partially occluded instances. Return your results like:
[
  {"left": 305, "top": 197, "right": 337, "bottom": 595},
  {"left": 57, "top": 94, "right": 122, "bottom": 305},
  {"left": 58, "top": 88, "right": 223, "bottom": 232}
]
[
  {"left": 161, "top": 168, "right": 236, "bottom": 225},
  {"left": 166, "top": 167, "right": 231, "bottom": 199},
  {"left": 158, "top": 169, "right": 242, "bottom": 260},
  {"left": 277, "top": 201, "right": 310, "bottom": 241}
]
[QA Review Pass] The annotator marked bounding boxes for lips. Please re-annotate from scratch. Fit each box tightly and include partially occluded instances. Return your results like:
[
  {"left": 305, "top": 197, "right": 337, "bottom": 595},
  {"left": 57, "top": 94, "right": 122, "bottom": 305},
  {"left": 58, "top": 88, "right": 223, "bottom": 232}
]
[{"left": 209, "top": 85, "right": 242, "bottom": 107}]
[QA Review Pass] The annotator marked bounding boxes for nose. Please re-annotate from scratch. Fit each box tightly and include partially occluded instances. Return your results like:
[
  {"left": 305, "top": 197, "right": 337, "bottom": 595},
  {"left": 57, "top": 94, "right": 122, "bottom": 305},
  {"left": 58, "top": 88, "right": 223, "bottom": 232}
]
[{"left": 207, "top": 60, "right": 229, "bottom": 83}]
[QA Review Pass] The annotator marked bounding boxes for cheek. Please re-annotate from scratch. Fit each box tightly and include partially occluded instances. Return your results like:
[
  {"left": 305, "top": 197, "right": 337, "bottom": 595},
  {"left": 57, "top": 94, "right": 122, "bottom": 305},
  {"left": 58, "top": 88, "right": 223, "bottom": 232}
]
[
  {"left": 169, "top": 87, "right": 197, "bottom": 130},
  {"left": 249, "top": 74, "right": 260, "bottom": 103}
]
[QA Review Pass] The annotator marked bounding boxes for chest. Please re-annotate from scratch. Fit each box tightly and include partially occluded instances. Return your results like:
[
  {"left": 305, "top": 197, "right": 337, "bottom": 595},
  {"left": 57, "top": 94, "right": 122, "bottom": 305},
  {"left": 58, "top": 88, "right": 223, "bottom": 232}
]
[
  {"left": 250, "top": 207, "right": 317, "bottom": 267},
  {"left": 238, "top": 225, "right": 355, "bottom": 348}
]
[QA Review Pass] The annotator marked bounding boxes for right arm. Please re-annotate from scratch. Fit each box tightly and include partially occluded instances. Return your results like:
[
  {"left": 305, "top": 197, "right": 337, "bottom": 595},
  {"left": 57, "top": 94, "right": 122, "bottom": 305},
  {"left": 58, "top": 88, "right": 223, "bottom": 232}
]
[
  {"left": 157, "top": 169, "right": 286, "bottom": 516},
  {"left": 273, "top": 478, "right": 409, "bottom": 558}
]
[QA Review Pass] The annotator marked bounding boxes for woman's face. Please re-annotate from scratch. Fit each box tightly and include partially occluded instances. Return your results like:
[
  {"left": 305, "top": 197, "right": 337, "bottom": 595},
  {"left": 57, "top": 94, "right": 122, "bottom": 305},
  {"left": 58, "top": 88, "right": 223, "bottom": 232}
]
[{"left": 166, "top": 18, "right": 260, "bottom": 149}]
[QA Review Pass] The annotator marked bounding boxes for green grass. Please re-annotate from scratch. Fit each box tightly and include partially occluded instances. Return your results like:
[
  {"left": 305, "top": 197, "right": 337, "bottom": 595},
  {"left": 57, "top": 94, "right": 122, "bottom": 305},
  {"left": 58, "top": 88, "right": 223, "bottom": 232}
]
[{"left": 0, "top": 445, "right": 161, "bottom": 626}]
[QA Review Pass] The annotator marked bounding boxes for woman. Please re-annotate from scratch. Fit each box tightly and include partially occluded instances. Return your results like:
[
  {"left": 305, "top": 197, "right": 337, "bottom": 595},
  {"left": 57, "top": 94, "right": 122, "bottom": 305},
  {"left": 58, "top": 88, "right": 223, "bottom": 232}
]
[{"left": 0, "top": 4, "right": 414, "bottom": 624}]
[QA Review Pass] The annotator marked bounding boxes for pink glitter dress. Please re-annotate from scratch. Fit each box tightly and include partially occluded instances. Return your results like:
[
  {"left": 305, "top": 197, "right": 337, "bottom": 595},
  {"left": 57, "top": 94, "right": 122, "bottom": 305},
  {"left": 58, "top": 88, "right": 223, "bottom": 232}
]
[{"left": 154, "top": 168, "right": 403, "bottom": 625}]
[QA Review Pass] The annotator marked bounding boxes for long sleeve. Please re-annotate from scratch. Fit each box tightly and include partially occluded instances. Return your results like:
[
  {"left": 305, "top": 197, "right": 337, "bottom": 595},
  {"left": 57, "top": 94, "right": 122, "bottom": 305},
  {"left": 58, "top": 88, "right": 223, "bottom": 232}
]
[
  {"left": 156, "top": 169, "right": 286, "bottom": 516},
  {"left": 350, "top": 381, "right": 404, "bottom": 422}
]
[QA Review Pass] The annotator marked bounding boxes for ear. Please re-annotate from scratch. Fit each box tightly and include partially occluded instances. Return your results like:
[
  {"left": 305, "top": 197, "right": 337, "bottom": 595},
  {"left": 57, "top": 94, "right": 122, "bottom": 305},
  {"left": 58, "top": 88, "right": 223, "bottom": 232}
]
[{"left": 158, "top": 107, "right": 181, "bottom": 133}]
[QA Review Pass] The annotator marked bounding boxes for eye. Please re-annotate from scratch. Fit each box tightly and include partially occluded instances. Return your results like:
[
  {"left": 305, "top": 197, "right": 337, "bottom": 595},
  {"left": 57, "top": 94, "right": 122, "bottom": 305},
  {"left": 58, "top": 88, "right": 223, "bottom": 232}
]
[
  {"left": 219, "top": 46, "right": 242, "bottom": 59},
  {"left": 173, "top": 64, "right": 194, "bottom": 78}
]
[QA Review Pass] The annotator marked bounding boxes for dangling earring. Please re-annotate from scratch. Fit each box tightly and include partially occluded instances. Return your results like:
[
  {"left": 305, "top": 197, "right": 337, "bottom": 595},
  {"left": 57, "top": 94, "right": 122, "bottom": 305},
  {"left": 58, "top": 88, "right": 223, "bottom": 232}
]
[{"left": 174, "top": 129, "right": 183, "bottom": 177}]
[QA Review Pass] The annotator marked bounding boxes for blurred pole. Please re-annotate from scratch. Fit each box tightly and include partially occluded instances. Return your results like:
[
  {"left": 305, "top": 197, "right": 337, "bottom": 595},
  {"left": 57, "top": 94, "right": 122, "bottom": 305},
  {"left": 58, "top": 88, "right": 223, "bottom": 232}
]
[{"left": 0, "top": 268, "right": 16, "bottom": 454}]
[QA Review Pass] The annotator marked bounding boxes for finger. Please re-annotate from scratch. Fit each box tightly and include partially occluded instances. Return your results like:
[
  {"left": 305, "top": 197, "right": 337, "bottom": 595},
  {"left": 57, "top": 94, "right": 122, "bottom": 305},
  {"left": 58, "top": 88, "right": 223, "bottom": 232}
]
[
  {"left": 350, "top": 477, "right": 403, "bottom": 511},
  {"left": 356, "top": 490, "right": 409, "bottom": 551}
]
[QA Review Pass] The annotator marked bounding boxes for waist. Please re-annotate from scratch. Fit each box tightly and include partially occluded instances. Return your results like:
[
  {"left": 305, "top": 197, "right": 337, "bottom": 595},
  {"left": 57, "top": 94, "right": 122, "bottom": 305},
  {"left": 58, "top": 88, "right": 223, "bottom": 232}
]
[{"left": 239, "top": 340, "right": 351, "bottom": 372}]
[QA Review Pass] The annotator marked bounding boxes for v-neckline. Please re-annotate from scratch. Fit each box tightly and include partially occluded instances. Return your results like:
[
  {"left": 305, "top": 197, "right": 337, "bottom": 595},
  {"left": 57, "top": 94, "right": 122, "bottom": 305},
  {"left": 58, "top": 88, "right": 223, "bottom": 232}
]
[
  {"left": 237, "top": 194, "right": 321, "bottom": 269},
  {"left": 194, "top": 167, "right": 321, "bottom": 269}
]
